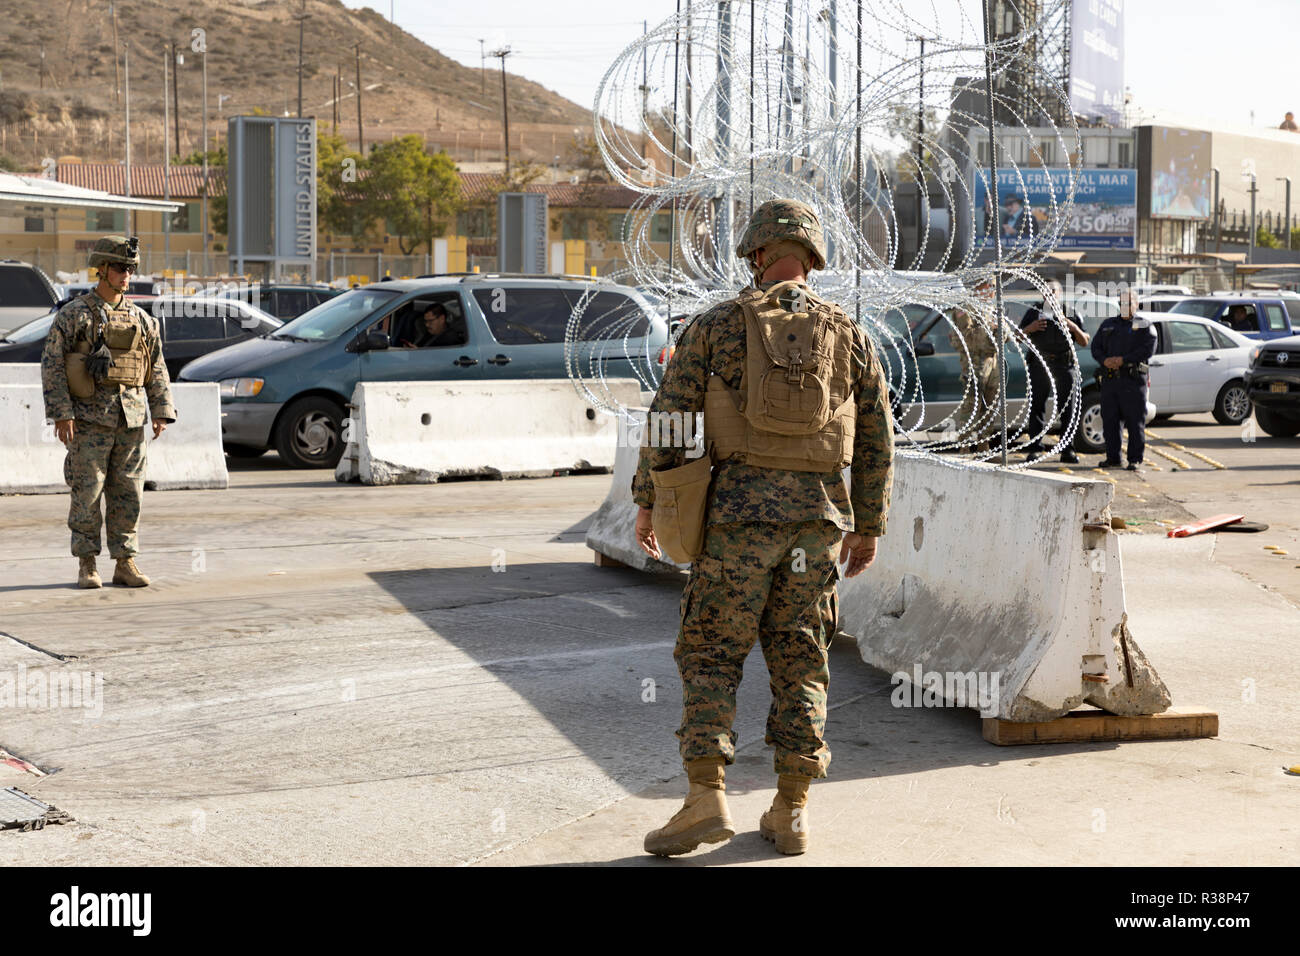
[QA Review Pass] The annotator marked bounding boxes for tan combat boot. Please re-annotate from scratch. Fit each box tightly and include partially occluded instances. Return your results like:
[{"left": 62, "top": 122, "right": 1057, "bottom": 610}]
[
  {"left": 759, "top": 774, "right": 811, "bottom": 855},
  {"left": 643, "top": 756, "right": 735, "bottom": 856},
  {"left": 77, "top": 556, "right": 102, "bottom": 589},
  {"left": 112, "top": 557, "right": 151, "bottom": 588}
]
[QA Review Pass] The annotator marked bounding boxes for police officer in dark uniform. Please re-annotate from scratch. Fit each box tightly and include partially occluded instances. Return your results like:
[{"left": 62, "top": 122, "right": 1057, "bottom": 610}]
[
  {"left": 1021, "top": 279, "right": 1090, "bottom": 463},
  {"left": 1090, "top": 289, "right": 1156, "bottom": 470}
]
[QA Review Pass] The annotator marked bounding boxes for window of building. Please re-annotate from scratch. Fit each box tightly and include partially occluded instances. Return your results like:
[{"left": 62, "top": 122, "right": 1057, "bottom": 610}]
[
  {"left": 169, "top": 202, "right": 201, "bottom": 233},
  {"left": 24, "top": 206, "right": 45, "bottom": 233},
  {"left": 87, "top": 208, "right": 127, "bottom": 232},
  {"left": 1117, "top": 140, "right": 1132, "bottom": 167},
  {"left": 561, "top": 212, "right": 587, "bottom": 241},
  {"left": 607, "top": 213, "right": 627, "bottom": 242},
  {"left": 456, "top": 207, "right": 494, "bottom": 239},
  {"left": 651, "top": 212, "right": 672, "bottom": 243}
]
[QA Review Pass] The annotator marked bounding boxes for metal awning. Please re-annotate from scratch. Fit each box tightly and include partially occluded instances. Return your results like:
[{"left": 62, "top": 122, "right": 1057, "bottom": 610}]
[{"left": 0, "top": 172, "right": 181, "bottom": 212}]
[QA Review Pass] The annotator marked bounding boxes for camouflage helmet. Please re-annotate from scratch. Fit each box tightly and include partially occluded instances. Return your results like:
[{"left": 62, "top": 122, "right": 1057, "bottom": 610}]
[
  {"left": 88, "top": 235, "right": 140, "bottom": 271},
  {"left": 736, "top": 199, "right": 827, "bottom": 272}
]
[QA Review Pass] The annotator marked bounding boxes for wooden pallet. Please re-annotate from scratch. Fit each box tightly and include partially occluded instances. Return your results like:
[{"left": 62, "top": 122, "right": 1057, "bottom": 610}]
[{"left": 982, "top": 707, "right": 1219, "bottom": 746}]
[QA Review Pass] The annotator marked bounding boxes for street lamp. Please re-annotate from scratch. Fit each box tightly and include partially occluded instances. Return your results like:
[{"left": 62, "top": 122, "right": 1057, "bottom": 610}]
[
  {"left": 1278, "top": 177, "right": 1293, "bottom": 250},
  {"left": 218, "top": 93, "right": 232, "bottom": 113}
]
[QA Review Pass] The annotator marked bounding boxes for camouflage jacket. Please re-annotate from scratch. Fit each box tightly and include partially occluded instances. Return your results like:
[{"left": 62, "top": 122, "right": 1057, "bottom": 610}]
[
  {"left": 41, "top": 291, "right": 175, "bottom": 428},
  {"left": 948, "top": 301, "right": 1015, "bottom": 362},
  {"left": 632, "top": 281, "right": 894, "bottom": 535}
]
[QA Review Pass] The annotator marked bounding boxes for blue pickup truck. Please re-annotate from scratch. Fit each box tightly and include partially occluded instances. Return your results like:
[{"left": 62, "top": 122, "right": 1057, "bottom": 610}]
[{"left": 1167, "top": 295, "right": 1299, "bottom": 341}]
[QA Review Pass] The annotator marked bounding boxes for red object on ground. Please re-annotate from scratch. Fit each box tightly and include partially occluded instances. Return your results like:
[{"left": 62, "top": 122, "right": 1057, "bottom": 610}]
[{"left": 1167, "top": 514, "right": 1245, "bottom": 538}]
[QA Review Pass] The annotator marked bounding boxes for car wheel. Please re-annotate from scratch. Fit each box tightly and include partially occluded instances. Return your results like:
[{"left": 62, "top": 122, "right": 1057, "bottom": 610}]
[
  {"left": 1253, "top": 406, "right": 1300, "bottom": 438},
  {"left": 223, "top": 443, "right": 267, "bottom": 459},
  {"left": 1212, "top": 380, "right": 1251, "bottom": 426},
  {"left": 274, "top": 395, "right": 345, "bottom": 469},
  {"left": 1073, "top": 388, "right": 1106, "bottom": 454}
]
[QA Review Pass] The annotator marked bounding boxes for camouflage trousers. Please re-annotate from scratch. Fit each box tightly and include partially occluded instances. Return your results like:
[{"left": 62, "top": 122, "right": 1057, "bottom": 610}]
[
  {"left": 675, "top": 519, "right": 842, "bottom": 778},
  {"left": 63, "top": 419, "right": 148, "bottom": 558},
  {"left": 954, "top": 354, "right": 1004, "bottom": 444}
]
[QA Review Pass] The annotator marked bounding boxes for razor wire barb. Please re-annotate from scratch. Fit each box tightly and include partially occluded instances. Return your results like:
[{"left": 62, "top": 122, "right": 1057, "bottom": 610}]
[{"left": 565, "top": 0, "right": 1088, "bottom": 468}]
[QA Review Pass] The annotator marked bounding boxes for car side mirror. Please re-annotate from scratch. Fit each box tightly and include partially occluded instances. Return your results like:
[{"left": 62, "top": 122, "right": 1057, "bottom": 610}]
[
  {"left": 361, "top": 330, "right": 390, "bottom": 352},
  {"left": 914, "top": 340, "right": 936, "bottom": 357}
]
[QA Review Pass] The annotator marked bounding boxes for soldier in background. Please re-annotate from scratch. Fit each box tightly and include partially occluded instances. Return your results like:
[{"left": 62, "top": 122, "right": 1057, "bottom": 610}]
[
  {"left": 948, "top": 277, "right": 1013, "bottom": 453},
  {"left": 632, "top": 200, "right": 894, "bottom": 856},
  {"left": 41, "top": 236, "right": 175, "bottom": 588},
  {"left": 1020, "top": 279, "right": 1090, "bottom": 464}
]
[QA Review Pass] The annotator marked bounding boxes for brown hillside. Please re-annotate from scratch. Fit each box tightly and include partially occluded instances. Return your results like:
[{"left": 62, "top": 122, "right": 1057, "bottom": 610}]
[{"left": 0, "top": 0, "right": 594, "bottom": 169}]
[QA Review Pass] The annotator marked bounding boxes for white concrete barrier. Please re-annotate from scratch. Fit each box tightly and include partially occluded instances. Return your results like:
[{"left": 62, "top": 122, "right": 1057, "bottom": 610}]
[
  {"left": 0, "top": 363, "right": 41, "bottom": 385},
  {"left": 583, "top": 407, "right": 686, "bottom": 573},
  {"left": 0, "top": 383, "right": 229, "bottom": 494},
  {"left": 587, "top": 440, "right": 1170, "bottom": 721},
  {"left": 336, "top": 379, "right": 645, "bottom": 486}
]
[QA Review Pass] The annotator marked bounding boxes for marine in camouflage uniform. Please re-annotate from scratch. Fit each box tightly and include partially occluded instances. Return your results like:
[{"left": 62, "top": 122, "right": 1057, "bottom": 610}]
[
  {"left": 634, "top": 200, "right": 894, "bottom": 856},
  {"left": 947, "top": 281, "right": 1014, "bottom": 450},
  {"left": 41, "top": 235, "right": 175, "bottom": 588}
]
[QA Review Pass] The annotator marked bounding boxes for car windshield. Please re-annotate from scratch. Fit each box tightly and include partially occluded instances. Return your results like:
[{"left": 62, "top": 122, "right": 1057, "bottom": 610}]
[
  {"left": 1169, "top": 299, "right": 1224, "bottom": 319},
  {"left": 3, "top": 311, "right": 56, "bottom": 343},
  {"left": 0, "top": 267, "right": 56, "bottom": 308},
  {"left": 270, "top": 288, "right": 399, "bottom": 341}
]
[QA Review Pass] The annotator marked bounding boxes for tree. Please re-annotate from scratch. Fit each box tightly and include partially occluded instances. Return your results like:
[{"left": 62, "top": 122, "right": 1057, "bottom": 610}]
[
  {"left": 568, "top": 131, "right": 609, "bottom": 184},
  {"left": 1257, "top": 225, "right": 1282, "bottom": 250},
  {"left": 360, "top": 135, "right": 461, "bottom": 255},
  {"left": 177, "top": 145, "right": 228, "bottom": 236},
  {"left": 316, "top": 131, "right": 366, "bottom": 240}
]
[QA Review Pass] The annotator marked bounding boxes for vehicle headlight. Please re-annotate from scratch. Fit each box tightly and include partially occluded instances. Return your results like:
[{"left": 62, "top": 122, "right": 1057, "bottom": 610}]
[
  {"left": 218, "top": 377, "right": 265, "bottom": 399},
  {"left": 1249, "top": 346, "right": 1261, "bottom": 366}
]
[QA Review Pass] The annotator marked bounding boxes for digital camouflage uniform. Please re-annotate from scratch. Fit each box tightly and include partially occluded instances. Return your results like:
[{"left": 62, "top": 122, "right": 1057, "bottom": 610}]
[
  {"left": 633, "top": 279, "right": 895, "bottom": 779},
  {"left": 41, "top": 290, "right": 175, "bottom": 558},
  {"left": 948, "top": 298, "right": 1014, "bottom": 446}
]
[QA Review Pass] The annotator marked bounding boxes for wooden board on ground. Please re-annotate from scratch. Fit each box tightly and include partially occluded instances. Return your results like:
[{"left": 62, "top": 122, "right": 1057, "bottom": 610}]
[
  {"left": 982, "top": 707, "right": 1219, "bottom": 745},
  {"left": 593, "top": 550, "right": 631, "bottom": 569}
]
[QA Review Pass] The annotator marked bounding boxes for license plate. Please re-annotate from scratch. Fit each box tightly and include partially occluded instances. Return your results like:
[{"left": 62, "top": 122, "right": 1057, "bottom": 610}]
[{"left": 1271, "top": 382, "right": 1289, "bottom": 393}]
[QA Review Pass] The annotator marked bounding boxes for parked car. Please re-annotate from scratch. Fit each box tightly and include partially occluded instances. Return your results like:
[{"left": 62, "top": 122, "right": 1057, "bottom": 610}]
[
  {"left": 0, "top": 260, "right": 60, "bottom": 337},
  {"left": 177, "top": 275, "right": 669, "bottom": 468},
  {"left": 216, "top": 283, "right": 343, "bottom": 321},
  {"left": 0, "top": 294, "right": 280, "bottom": 380},
  {"left": 1243, "top": 334, "right": 1300, "bottom": 437},
  {"left": 1168, "top": 296, "right": 1298, "bottom": 340},
  {"left": 1143, "top": 313, "right": 1255, "bottom": 425}
]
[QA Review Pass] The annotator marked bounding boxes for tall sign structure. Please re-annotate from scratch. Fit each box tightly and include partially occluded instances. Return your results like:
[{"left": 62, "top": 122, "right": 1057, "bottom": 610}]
[{"left": 227, "top": 116, "right": 317, "bottom": 279}]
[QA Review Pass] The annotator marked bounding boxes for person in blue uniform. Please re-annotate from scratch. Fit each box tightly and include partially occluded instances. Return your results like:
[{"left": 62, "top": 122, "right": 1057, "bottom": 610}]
[{"left": 1090, "top": 290, "right": 1156, "bottom": 471}]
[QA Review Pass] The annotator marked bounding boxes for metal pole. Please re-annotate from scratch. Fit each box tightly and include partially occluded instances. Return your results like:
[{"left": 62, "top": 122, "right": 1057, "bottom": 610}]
[
  {"left": 917, "top": 37, "right": 925, "bottom": 264},
  {"left": 124, "top": 43, "right": 132, "bottom": 234},
  {"left": 495, "top": 50, "right": 512, "bottom": 179},
  {"left": 669, "top": 0, "right": 681, "bottom": 322},
  {"left": 164, "top": 46, "right": 171, "bottom": 267},
  {"left": 980, "top": 0, "right": 1008, "bottom": 465},
  {"left": 355, "top": 44, "right": 364, "bottom": 154},
  {"left": 171, "top": 43, "right": 181, "bottom": 157},
  {"left": 202, "top": 43, "right": 208, "bottom": 274},
  {"left": 750, "top": 0, "right": 755, "bottom": 212},
  {"left": 297, "top": 10, "right": 306, "bottom": 117},
  {"left": 1212, "top": 167, "right": 1220, "bottom": 254},
  {"left": 1279, "top": 177, "right": 1292, "bottom": 250},
  {"left": 111, "top": 2, "right": 121, "bottom": 103},
  {"left": 479, "top": 39, "right": 485, "bottom": 95},
  {"left": 855, "top": 0, "right": 861, "bottom": 327},
  {"left": 1249, "top": 174, "right": 1257, "bottom": 264}
]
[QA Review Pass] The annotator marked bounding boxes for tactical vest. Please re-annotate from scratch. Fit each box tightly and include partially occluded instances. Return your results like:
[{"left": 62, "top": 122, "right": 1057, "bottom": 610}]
[
  {"left": 66, "top": 295, "right": 152, "bottom": 398},
  {"left": 703, "top": 280, "right": 858, "bottom": 472}
]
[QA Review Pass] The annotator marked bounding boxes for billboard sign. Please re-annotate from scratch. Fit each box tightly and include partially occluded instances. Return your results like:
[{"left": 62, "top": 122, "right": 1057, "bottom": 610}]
[
  {"left": 975, "top": 167, "right": 1137, "bottom": 250},
  {"left": 1141, "top": 126, "right": 1213, "bottom": 219},
  {"left": 1070, "top": 0, "right": 1125, "bottom": 126}
]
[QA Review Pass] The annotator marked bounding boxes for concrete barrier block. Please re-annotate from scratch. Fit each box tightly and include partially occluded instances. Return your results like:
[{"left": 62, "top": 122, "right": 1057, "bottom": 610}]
[
  {"left": 0, "top": 363, "right": 41, "bottom": 385},
  {"left": 337, "top": 379, "right": 644, "bottom": 486},
  {"left": 0, "top": 383, "right": 228, "bottom": 494},
  {"left": 839, "top": 452, "right": 1169, "bottom": 721}
]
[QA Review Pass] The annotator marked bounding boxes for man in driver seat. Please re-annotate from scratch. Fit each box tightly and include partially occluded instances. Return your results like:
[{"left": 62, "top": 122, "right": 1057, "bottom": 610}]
[{"left": 402, "top": 303, "right": 462, "bottom": 349}]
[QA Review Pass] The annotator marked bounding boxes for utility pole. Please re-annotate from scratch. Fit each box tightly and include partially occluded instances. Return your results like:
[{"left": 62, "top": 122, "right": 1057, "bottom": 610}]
[
  {"left": 1212, "top": 167, "right": 1220, "bottom": 253},
  {"left": 171, "top": 43, "right": 183, "bottom": 158},
  {"left": 200, "top": 26, "right": 209, "bottom": 273},
  {"left": 639, "top": 20, "right": 649, "bottom": 163},
  {"left": 479, "top": 39, "right": 486, "bottom": 95},
  {"left": 333, "top": 67, "right": 340, "bottom": 133},
  {"left": 1248, "top": 173, "right": 1258, "bottom": 264},
  {"left": 354, "top": 44, "right": 364, "bottom": 153},
  {"left": 491, "top": 47, "right": 513, "bottom": 179},
  {"left": 1278, "top": 176, "right": 1293, "bottom": 250},
  {"left": 124, "top": 43, "right": 132, "bottom": 234},
  {"left": 296, "top": 1, "right": 310, "bottom": 117},
  {"left": 163, "top": 46, "right": 171, "bottom": 266},
  {"left": 111, "top": 3, "right": 121, "bottom": 103},
  {"left": 39, "top": 44, "right": 46, "bottom": 90}
]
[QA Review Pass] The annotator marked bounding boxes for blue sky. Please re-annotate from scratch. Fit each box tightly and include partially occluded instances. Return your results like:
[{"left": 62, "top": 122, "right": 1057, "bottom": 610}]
[{"left": 351, "top": 0, "right": 1298, "bottom": 131}]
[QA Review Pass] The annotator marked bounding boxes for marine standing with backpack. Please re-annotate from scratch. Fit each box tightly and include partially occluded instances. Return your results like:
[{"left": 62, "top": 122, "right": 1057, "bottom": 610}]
[{"left": 631, "top": 200, "right": 895, "bottom": 856}]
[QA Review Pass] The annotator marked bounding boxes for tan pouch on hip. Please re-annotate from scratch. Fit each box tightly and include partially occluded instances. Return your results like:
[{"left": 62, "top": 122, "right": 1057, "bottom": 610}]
[
  {"left": 66, "top": 342, "right": 94, "bottom": 399},
  {"left": 650, "top": 447, "right": 714, "bottom": 564}
]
